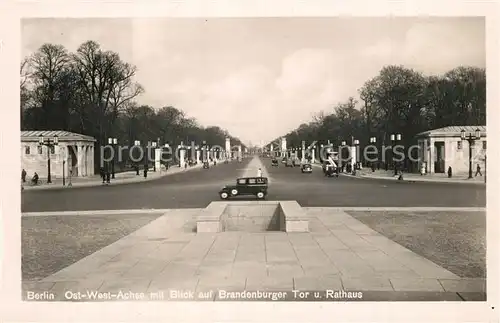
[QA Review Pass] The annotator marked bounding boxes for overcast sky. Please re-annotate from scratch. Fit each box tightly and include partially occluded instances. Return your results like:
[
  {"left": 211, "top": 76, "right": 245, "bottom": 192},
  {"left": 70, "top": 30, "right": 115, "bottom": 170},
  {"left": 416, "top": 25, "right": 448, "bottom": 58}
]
[{"left": 22, "top": 17, "right": 485, "bottom": 146}]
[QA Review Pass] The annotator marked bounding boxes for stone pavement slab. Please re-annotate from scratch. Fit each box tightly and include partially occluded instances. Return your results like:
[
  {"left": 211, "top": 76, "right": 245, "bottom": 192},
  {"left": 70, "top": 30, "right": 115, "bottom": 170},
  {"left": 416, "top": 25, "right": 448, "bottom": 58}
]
[{"left": 25, "top": 205, "right": 485, "bottom": 302}]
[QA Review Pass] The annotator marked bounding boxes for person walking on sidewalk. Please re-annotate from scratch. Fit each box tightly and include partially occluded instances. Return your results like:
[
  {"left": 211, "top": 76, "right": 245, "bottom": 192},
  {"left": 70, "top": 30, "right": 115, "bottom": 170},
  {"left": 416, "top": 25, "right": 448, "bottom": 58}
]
[
  {"left": 257, "top": 168, "right": 262, "bottom": 177},
  {"left": 475, "top": 164, "right": 482, "bottom": 176},
  {"left": 100, "top": 167, "right": 105, "bottom": 183},
  {"left": 21, "top": 169, "right": 26, "bottom": 183}
]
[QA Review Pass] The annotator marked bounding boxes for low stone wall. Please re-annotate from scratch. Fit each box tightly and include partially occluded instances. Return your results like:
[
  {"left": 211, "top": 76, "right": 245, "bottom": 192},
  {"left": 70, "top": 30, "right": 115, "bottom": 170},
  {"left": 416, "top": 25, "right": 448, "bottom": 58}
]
[{"left": 196, "top": 200, "right": 309, "bottom": 233}]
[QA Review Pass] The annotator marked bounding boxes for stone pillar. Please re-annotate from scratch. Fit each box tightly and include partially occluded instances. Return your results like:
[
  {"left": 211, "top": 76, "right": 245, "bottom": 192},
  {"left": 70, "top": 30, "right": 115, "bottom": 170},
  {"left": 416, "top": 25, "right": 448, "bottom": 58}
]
[
  {"left": 82, "top": 145, "right": 87, "bottom": 176},
  {"left": 238, "top": 145, "right": 242, "bottom": 160},
  {"left": 86, "top": 145, "right": 90, "bottom": 176},
  {"left": 225, "top": 137, "right": 231, "bottom": 159},
  {"left": 301, "top": 141, "right": 305, "bottom": 163},
  {"left": 154, "top": 148, "right": 161, "bottom": 171},
  {"left": 196, "top": 150, "right": 201, "bottom": 163},
  {"left": 428, "top": 138, "right": 434, "bottom": 174},
  {"left": 351, "top": 146, "right": 356, "bottom": 169},
  {"left": 88, "top": 146, "right": 93, "bottom": 176},
  {"left": 90, "top": 146, "right": 94, "bottom": 175},
  {"left": 180, "top": 149, "right": 186, "bottom": 167},
  {"left": 311, "top": 148, "right": 315, "bottom": 164},
  {"left": 75, "top": 145, "right": 81, "bottom": 177}
]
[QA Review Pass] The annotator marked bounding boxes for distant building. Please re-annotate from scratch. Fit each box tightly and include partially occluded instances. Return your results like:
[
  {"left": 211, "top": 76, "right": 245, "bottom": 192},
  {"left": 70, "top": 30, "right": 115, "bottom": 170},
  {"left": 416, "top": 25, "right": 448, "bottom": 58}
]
[
  {"left": 416, "top": 126, "right": 486, "bottom": 174},
  {"left": 21, "top": 130, "right": 96, "bottom": 179}
]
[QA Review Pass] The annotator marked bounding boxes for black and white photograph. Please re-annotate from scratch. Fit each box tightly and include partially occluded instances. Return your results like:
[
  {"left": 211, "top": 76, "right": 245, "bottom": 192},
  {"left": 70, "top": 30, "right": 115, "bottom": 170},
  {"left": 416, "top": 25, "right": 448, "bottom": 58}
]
[{"left": 2, "top": 3, "right": 496, "bottom": 321}]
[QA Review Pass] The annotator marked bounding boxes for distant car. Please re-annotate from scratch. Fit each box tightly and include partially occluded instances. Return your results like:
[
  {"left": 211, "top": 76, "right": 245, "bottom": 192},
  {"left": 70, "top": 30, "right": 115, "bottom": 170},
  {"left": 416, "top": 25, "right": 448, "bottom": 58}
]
[
  {"left": 203, "top": 161, "right": 210, "bottom": 169},
  {"left": 323, "top": 162, "right": 338, "bottom": 177},
  {"left": 271, "top": 158, "right": 279, "bottom": 166},
  {"left": 301, "top": 163, "right": 312, "bottom": 173},
  {"left": 292, "top": 158, "right": 301, "bottom": 167},
  {"left": 224, "top": 159, "right": 229, "bottom": 164},
  {"left": 282, "top": 157, "right": 287, "bottom": 164},
  {"left": 285, "top": 159, "right": 294, "bottom": 167},
  {"left": 219, "top": 177, "right": 268, "bottom": 200}
]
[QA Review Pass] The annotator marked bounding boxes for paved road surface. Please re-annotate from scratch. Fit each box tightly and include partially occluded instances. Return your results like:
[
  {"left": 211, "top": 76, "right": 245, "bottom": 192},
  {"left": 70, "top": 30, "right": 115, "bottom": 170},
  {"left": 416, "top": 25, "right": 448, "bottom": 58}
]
[{"left": 22, "top": 156, "right": 485, "bottom": 212}]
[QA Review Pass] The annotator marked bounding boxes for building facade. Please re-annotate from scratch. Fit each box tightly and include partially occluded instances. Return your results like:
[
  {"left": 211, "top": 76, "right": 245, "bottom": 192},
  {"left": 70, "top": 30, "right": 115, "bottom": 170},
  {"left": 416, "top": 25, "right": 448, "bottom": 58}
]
[
  {"left": 21, "top": 130, "right": 96, "bottom": 179},
  {"left": 416, "top": 126, "right": 486, "bottom": 174}
]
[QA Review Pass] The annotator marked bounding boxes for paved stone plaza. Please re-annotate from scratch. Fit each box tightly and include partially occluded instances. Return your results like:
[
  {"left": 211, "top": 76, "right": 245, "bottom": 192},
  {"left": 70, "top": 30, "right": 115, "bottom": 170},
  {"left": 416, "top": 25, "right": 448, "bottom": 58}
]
[{"left": 22, "top": 206, "right": 486, "bottom": 301}]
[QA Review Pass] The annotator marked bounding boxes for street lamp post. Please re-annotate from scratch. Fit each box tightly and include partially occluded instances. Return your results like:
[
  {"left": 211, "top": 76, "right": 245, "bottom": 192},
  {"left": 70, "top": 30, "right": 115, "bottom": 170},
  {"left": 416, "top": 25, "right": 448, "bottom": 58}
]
[
  {"left": 108, "top": 137, "right": 117, "bottom": 179},
  {"left": 38, "top": 135, "right": 59, "bottom": 184},
  {"left": 353, "top": 139, "right": 360, "bottom": 172},
  {"left": 390, "top": 133, "right": 402, "bottom": 175},
  {"left": 369, "top": 137, "right": 376, "bottom": 171},
  {"left": 461, "top": 128, "right": 481, "bottom": 179},
  {"left": 163, "top": 143, "right": 170, "bottom": 170},
  {"left": 152, "top": 141, "right": 157, "bottom": 171},
  {"left": 202, "top": 141, "right": 208, "bottom": 162},
  {"left": 134, "top": 140, "right": 141, "bottom": 175},
  {"left": 340, "top": 140, "right": 346, "bottom": 172}
]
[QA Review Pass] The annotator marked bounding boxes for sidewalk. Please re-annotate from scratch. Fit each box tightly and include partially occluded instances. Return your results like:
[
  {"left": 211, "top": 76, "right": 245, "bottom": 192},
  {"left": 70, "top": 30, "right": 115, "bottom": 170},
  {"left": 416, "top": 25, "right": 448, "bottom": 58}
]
[
  {"left": 21, "top": 161, "right": 221, "bottom": 191},
  {"left": 311, "top": 162, "right": 485, "bottom": 185},
  {"left": 23, "top": 206, "right": 485, "bottom": 301},
  {"left": 356, "top": 169, "right": 486, "bottom": 185}
]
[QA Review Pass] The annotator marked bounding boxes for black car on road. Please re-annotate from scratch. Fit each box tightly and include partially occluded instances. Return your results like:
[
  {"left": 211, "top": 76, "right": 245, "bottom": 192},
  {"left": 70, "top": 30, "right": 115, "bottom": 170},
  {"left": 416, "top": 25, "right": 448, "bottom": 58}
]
[
  {"left": 271, "top": 158, "right": 278, "bottom": 166},
  {"left": 219, "top": 177, "right": 268, "bottom": 200},
  {"left": 301, "top": 163, "right": 312, "bottom": 173}
]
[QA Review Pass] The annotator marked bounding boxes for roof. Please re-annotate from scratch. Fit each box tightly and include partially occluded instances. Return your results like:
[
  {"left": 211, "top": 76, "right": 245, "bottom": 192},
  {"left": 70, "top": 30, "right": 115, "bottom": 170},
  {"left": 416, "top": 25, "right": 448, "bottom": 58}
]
[
  {"left": 416, "top": 125, "right": 486, "bottom": 138},
  {"left": 21, "top": 130, "right": 96, "bottom": 142}
]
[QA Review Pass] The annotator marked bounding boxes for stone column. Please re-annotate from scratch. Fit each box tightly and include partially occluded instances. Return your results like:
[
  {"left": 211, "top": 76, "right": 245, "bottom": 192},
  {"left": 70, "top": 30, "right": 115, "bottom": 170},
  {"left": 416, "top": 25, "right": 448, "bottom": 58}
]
[
  {"left": 301, "top": 141, "right": 305, "bottom": 163},
  {"left": 311, "top": 148, "right": 315, "bottom": 164},
  {"left": 238, "top": 145, "right": 242, "bottom": 160},
  {"left": 179, "top": 149, "right": 185, "bottom": 167},
  {"left": 82, "top": 145, "right": 87, "bottom": 176},
  {"left": 428, "top": 138, "right": 434, "bottom": 174},
  {"left": 154, "top": 148, "right": 161, "bottom": 171},
  {"left": 281, "top": 137, "right": 287, "bottom": 152},
  {"left": 225, "top": 138, "right": 231, "bottom": 159},
  {"left": 196, "top": 150, "right": 201, "bottom": 163},
  {"left": 75, "top": 145, "right": 81, "bottom": 177},
  {"left": 90, "top": 146, "right": 94, "bottom": 175},
  {"left": 87, "top": 146, "right": 93, "bottom": 176},
  {"left": 351, "top": 146, "right": 356, "bottom": 169}
]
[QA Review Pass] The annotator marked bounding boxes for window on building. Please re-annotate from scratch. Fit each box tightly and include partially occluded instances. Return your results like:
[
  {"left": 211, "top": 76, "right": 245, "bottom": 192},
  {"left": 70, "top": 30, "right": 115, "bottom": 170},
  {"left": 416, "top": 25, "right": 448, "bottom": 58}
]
[
  {"left": 457, "top": 141, "right": 462, "bottom": 150},
  {"left": 37, "top": 146, "right": 42, "bottom": 154},
  {"left": 25, "top": 146, "right": 30, "bottom": 155},
  {"left": 50, "top": 146, "right": 55, "bottom": 154},
  {"left": 483, "top": 141, "right": 486, "bottom": 150}
]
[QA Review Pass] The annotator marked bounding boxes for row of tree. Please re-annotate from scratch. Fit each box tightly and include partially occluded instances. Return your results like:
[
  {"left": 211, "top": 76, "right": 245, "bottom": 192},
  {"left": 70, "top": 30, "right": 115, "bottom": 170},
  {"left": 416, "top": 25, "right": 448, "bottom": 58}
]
[
  {"left": 20, "top": 41, "right": 244, "bottom": 171},
  {"left": 270, "top": 65, "right": 486, "bottom": 162}
]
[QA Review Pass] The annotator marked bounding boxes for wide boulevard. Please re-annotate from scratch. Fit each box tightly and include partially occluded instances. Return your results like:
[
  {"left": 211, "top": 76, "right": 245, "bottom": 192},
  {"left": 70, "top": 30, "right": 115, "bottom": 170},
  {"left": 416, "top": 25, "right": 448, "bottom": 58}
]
[{"left": 21, "top": 156, "right": 486, "bottom": 212}]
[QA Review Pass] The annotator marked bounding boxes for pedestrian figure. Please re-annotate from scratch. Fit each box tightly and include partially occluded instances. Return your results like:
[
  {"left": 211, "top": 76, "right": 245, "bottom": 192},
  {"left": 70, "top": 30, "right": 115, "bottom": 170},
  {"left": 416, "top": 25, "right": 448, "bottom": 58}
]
[
  {"left": 100, "top": 167, "right": 105, "bottom": 183},
  {"left": 135, "top": 164, "right": 140, "bottom": 176},
  {"left": 21, "top": 169, "right": 26, "bottom": 183},
  {"left": 106, "top": 171, "right": 111, "bottom": 184},
  {"left": 447, "top": 166, "right": 452, "bottom": 178},
  {"left": 31, "top": 172, "right": 39, "bottom": 185},
  {"left": 144, "top": 166, "right": 148, "bottom": 178},
  {"left": 185, "top": 162, "right": 188, "bottom": 169},
  {"left": 475, "top": 164, "right": 482, "bottom": 176},
  {"left": 257, "top": 168, "right": 262, "bottom": 177}
]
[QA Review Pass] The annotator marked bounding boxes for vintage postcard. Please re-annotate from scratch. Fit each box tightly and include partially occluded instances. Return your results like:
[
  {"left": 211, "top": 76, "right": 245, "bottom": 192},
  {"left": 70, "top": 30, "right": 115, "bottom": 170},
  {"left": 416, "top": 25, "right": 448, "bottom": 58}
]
[{"left": 1, "top": 1, "right": 498, "bottom": 322}]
